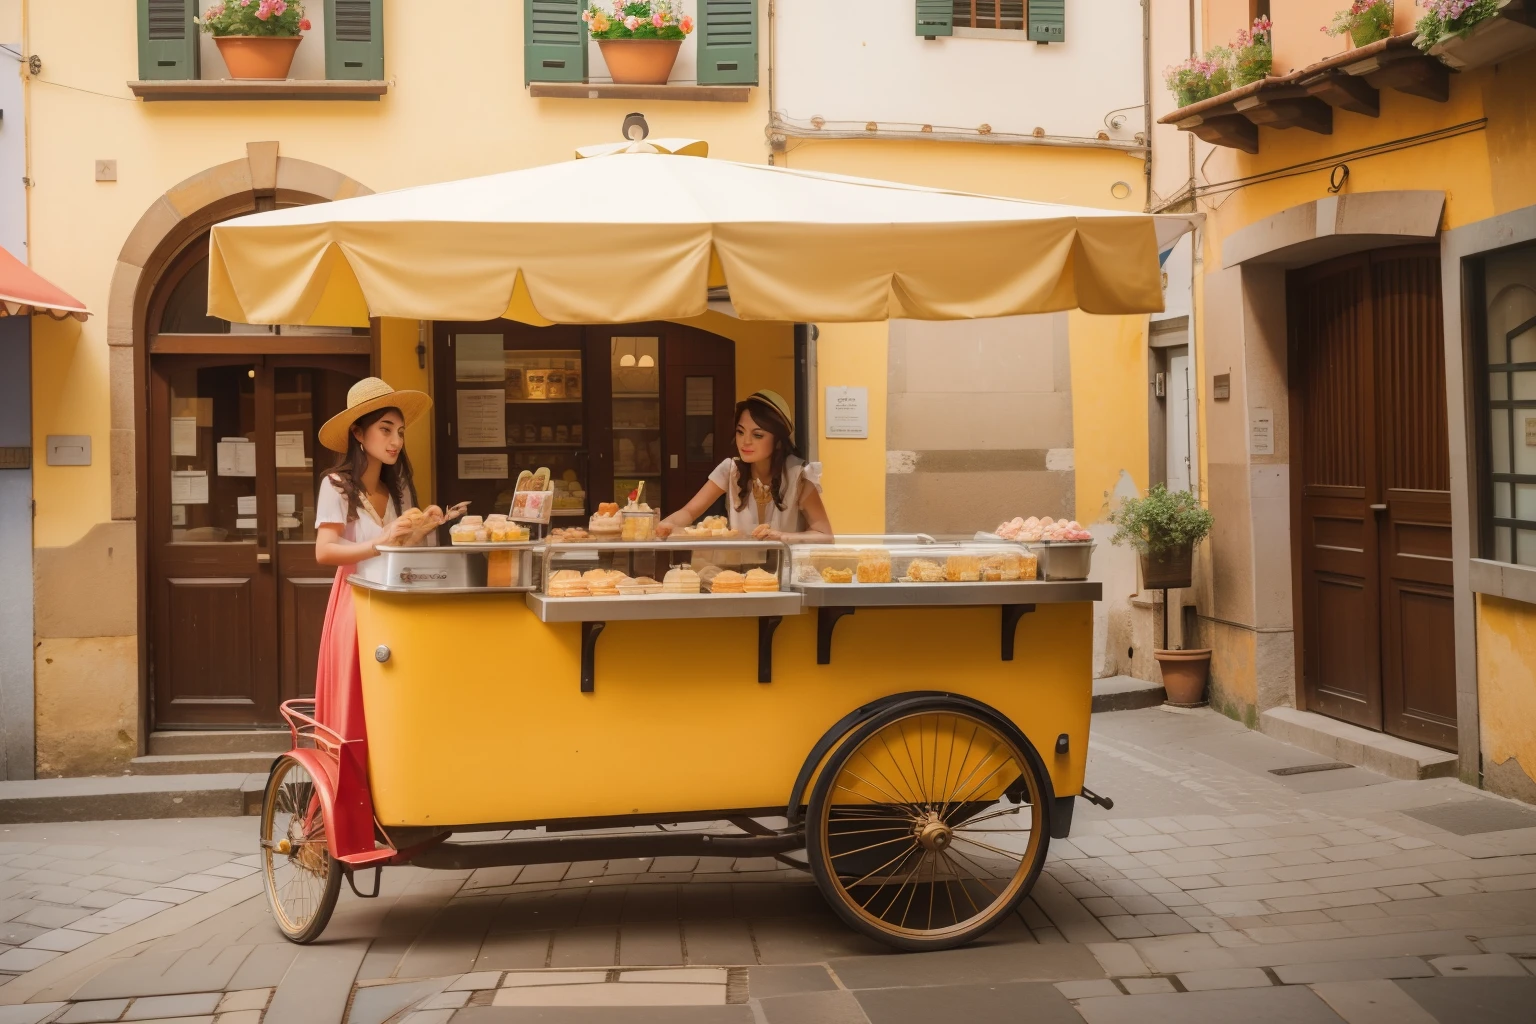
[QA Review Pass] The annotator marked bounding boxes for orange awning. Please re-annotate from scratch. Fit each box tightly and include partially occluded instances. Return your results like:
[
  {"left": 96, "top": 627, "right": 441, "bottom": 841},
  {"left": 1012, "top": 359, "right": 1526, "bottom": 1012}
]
[{"left": 0, "top": 246, "right": 89, "bottom": 321}]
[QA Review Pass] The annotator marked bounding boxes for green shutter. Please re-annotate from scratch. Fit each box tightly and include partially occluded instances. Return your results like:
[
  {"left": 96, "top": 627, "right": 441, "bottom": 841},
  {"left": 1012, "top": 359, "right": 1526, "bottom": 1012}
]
[
  {"left": 324, "top": 0, "right": 384, "bottom": 80},
  {"left": 697, "top": 0, "right": 757, "bottom": 85},
  {"left": 136, "top": 0, "right": 199, "bottom": 80},
  {"left": 525, "top": 0, "right": 588, "bottom": 84},
  {"left": 916, "top": 0, "right": 953, "bottom": 37},
  {"left": 1028, "top": 0, "right": 1065, "bottom": 43}
]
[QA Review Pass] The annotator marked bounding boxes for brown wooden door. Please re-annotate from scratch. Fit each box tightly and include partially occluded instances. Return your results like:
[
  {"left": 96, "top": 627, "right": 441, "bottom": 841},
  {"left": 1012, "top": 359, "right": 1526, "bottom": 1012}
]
[
  {"left": 150, "top": 355, "right": 365, "bottom": 727},
  {"left": 1289, "top": 248, "right": 1456, "bottom": 750},
  {"left": 664, "top": 328, "right": 736, "bottom": 507}
]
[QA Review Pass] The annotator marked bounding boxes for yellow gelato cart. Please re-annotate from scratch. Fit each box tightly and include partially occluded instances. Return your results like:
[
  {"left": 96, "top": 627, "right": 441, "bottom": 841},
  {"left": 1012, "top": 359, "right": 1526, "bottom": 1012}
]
[{"left": 205, "top": 129, "right": 1192, "bottom": 951}]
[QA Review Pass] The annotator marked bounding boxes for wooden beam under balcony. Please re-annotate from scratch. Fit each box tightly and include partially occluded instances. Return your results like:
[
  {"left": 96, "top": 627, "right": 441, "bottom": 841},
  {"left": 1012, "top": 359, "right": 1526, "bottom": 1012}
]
[
  {"left": 1344, "top": 48, "right": 1451, "bottom": 102},
  {"left": 1175, "top": 112, "right": 1259, "bottom": 154},
  {"left": 1234, "top": 89, "right": 1333, "bottom": 134},
  {"left": 1302, "top": 71, "right": 1380, "bottom": 118}
]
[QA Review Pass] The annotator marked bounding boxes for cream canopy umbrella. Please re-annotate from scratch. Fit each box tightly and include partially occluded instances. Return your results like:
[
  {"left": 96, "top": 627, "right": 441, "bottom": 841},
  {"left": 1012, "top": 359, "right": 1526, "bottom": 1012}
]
[{"left": 208, "top": 140, "right": 1198, "bottom": 328}]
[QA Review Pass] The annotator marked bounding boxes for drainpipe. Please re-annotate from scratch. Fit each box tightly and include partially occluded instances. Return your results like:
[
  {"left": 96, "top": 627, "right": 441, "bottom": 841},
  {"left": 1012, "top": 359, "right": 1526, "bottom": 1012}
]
[
  {"left": 765, "top": 0, "right": 776, "bottom": 165},
  {"left": 1142, "top": 0, "right": 1152, "bottom": 212}
]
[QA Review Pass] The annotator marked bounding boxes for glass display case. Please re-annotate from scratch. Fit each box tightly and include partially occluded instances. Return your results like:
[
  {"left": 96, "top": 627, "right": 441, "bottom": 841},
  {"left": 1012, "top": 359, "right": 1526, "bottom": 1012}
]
[
  {"left": 790, "top": 539, "right": 1039, "bottom": 591},
  {"left": 529, "top": 539, "right": 798, "bottom": 620}
]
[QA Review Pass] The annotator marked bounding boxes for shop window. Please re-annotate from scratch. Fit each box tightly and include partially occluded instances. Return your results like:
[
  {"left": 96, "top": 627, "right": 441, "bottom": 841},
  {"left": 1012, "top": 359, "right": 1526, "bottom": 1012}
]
[
  {"left": 920, "top": 2, "right": 1064, "bottom": 42},
  {"left": 1477, "top": 241, "right": 1536, "bottom": 566}
]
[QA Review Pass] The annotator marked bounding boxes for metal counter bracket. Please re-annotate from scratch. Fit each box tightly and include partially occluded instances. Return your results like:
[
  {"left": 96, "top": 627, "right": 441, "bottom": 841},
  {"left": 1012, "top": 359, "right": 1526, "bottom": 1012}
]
[
  {"left": 1001, "top": 604, "right": 1037, "bottom": 661},
  {"left": 758, "top": 616, "right": 782, "bottom": 683},
  {"left": 817, "top": 607, "right": 855, "bottom": 665},
  {"left": 581, "top": 621, "right": 605, "bottom": 693}
]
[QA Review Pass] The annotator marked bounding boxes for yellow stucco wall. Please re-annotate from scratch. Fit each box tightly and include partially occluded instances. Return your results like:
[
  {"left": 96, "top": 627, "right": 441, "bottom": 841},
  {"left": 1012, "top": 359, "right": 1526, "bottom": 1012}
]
[
  {"left": 815, "top": 322, "right": 888, "bottom": 534},
  {"left": 1477, "top": 595, "right": 1536, "bottom": 801}
]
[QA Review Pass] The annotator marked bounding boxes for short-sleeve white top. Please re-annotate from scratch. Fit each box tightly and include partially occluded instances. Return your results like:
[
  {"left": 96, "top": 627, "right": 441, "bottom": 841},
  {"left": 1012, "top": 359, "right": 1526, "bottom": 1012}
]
[
  {"left": 706, "top": 456, "right": 823, "bottom": 535},
  {"left": 315, "top": 474, "right": 396, "bottom": 570}
]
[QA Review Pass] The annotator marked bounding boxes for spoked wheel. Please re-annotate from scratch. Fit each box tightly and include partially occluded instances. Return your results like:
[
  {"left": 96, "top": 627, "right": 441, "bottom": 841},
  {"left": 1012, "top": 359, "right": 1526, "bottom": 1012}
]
[
  {"left": 261, "top": 755, "right": 343, "bottom": 944},
  {"left": 806, "top": 700, "right": 1051, "bottom": 951}
]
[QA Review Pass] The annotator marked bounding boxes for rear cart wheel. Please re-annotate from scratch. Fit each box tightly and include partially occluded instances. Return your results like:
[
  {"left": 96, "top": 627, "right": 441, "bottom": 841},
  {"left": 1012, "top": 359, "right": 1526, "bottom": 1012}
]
[
  {"left": 806, "top": 701, "right": 1051, "bottom": 951},
  {"left": 261, "top": 755, "right": 343, "bottom": 944}
]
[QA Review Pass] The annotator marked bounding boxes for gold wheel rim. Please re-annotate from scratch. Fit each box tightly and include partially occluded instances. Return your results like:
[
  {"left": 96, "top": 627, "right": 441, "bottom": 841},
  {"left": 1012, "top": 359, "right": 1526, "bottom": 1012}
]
[
  {"left": 817, "top": 710, "right": 1043, "bottom": 940},
  {"left": 261, "top": 759, "right": 333, "bottom": 935}
]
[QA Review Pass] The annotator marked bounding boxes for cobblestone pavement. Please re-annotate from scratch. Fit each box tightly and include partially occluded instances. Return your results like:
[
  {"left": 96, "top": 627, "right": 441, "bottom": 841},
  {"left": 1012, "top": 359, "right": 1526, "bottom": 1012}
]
[{"left": 1, "top": 706, "right": 1535, "bottom": 1023}]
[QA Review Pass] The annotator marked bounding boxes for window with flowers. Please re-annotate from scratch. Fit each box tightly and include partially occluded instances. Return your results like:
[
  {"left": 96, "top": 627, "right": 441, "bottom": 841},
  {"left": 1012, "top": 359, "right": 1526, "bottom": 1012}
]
[
  {"left": 135, "top": 0, "right": 383, "bottom": 83},
  {"left": 1475, "top": 242, "right": 1536, "bottom": 567}
]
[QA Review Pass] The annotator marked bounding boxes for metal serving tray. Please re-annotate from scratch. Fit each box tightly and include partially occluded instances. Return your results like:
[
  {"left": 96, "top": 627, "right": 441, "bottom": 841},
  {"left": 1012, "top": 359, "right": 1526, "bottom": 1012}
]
[
  {"left": 526, "top": 591, "right": 803, "bottom": 623},
  {"left": 791, "top": 580, "right": 1102, "bottom": 607}
]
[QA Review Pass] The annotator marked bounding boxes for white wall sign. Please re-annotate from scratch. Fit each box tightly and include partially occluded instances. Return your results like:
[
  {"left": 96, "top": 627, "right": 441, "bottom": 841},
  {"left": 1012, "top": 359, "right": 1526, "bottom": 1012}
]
[
  {"left": 456, "top": 390, "right": 506, "bottom": 448},
  {"left": 824, "top": 386, "right": 869, "bottom": 439},
  {"left": 1250, "top": 407, "right": 1275, "bottom": 456}
]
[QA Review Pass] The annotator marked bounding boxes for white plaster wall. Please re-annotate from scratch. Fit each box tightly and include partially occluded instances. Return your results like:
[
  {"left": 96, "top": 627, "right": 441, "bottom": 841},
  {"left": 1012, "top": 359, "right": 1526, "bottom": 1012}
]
[{"left": 775, "top": 0, "right": 1146, "bottom": 144}]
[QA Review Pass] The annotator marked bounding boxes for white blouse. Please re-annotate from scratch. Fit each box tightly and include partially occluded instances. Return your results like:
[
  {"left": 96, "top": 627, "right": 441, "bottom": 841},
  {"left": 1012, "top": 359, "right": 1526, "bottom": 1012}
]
[
  {"left": 315, "top": 475, "right": 397, "bottom": 571},
  {"left": 707, "top": 456, "right": 823, "bottom": 535}
]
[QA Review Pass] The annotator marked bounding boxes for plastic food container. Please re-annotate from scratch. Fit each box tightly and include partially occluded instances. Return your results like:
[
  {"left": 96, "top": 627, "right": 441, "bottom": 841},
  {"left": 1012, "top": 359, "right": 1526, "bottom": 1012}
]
[
  {"left": 1027, "top": 541, "right": 1096, "bottom": 581},
  {"left": 449, "top": 517, "right": 487, "bottom": 545},
  {"left": 621, "top": 510, "right": 657, "bottom": 541}
]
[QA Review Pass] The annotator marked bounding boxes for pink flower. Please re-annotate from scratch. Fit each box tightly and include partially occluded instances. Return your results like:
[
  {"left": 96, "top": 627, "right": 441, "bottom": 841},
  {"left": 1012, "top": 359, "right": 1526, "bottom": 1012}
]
[
  {"left": 624, "top": 14, "right": 640, "bottom": 29},
  {"left": 255, "top": 0, "right": 272, "bottom": 20},
  {"left": 652, "top": 12, "right": 664, "bottom": 27},
  {"left": 273, "top": 0, "right": 286, "bottom": 13},
  {"left": 298, "top": 16, "right": 311, "bottom": 29},
  {"left": 680, "top": 14, "right": 693, "bottom": 32}
]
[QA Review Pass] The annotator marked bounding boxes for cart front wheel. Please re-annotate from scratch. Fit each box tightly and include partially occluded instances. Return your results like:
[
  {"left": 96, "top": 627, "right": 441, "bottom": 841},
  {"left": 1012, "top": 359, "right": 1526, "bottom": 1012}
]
[
  {"left": 806, "top": 701, "right": 1050, "bottom": 951},
  {"left": 261, "top": 755, "right": 343, "bottom": 944}
]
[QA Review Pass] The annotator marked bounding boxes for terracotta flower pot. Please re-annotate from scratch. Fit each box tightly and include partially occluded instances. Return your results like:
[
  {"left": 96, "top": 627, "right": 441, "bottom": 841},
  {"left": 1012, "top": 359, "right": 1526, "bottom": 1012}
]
[
  {"left": 215, "top": 35, "right": 303, "bottom": 80},
  {"left": 1155, "top": 648, "right": 1212, "bottom": 706},
  {"left": 597, "top": 38, "right": 683, "bottom": 85}
]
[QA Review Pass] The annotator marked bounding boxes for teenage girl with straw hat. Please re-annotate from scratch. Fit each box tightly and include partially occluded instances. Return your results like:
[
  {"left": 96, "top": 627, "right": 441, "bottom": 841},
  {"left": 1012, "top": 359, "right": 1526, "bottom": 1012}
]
[
  {"left": 657, "top": 389, "right": 833, "bottom": 543},
  {"left": 311, "top": 377, "right": 468, "bottom": 741}
]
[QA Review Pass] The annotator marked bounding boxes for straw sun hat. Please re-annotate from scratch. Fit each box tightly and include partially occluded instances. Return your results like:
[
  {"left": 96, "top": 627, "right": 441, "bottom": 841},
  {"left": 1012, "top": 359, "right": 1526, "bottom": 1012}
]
[{"left": 319, "top": 377, "right": 433, "bottom": 453}]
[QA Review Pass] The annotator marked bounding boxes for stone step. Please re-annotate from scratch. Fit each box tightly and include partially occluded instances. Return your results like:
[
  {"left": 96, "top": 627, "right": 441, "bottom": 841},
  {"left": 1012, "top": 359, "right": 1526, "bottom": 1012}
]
[
  {"left": 1092, "top": 674, "right": 1166, "bottom": 713},
  {"left": 130, "top": 752, "right": 278, "bottom": 776},
  {"left": 0, "top": 773, "right": 267, "bottom": 823},
  {"left": 1260, "top": 707, "right": 1459, "bottom": 781},
  {"left": 148, "top": 730, "right": 290, "bottom": 756}
]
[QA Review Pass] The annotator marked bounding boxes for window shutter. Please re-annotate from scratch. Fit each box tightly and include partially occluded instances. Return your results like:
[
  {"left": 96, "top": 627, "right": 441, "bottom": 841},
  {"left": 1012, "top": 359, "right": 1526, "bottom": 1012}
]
[
  {"left": 525, "top": 0, "right": 588, "bottom": 84},
  {"left": 136, "top": 0, "right": 199, "bottom": 80},
  {"left": 324, "top": 0, "right": 385, "bottom": 80},
  {"left": 916, "top": 0, "right": 953, "bottom": 37},
  {"left": 697, "top": 0, "right": 758, "bottom": 85},
  {"left": 1028, "top": 0, "right": 1065, "bottom": 43}
]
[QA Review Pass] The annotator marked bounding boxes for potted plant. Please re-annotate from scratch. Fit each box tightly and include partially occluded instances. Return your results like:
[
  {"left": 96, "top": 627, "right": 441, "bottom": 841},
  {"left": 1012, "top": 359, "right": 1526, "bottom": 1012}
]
[
  {"left": 1108, "top": 485, "right": 1215, "bottom": 705},
  {"left": 1416, "top": 0, "right": 1536, "bottom": 70},
  {"left": 1233, "top": 16, "right": 1274, "bottom": 85},
  {"left": 199, "top": 0, "right": 311, "bottom": 80},
  {"left": 584, "top": 1, "right": 695, "bottom": 86},
  {"left": 1324, "top": 0, "right": 1395, "bottom": 48}
]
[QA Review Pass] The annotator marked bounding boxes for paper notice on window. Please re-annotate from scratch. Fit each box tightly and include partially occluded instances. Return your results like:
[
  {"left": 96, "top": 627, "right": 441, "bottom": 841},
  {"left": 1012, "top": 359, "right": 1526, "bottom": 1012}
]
[
  {"left": 824, "top": 386, "right": 869, "bottom": 439},
  {"left": 171, "top": 417, "right": 198, "bottom": 457},
  {"left": 216, "top": 438, "right": 256, "bottom": 477},
  {"left": 235, "top": 518, "right": 257, "bottom": 530},
  {"left": 171, "top": 470, "right": 209, "bottom": 505},
  {"left": 456, "top": 389, "right": 506, "bottom": 448},
  {"left": 1250, "top": 407, "right": 1275, "bottom": 456},
  {"left": 275, "top": 431, "right": 307, "bottom": 467},
  {"left": 455, "top": 334, "right": 506, "bottom": 382},
  {"left": 170, "top": 505, "right": 187, "bottom": 526},
  {"left": 277, "top": 494, "right": 297, "bottom": 514},
  {"left": 237, "top": 495, "right": 257, "bottom": 515},
  {"left": 278, "top": 515, "right": 301, "bottom": 530},
  {"left": 458, "top": 454, "right": 509, "bottom": 480}
]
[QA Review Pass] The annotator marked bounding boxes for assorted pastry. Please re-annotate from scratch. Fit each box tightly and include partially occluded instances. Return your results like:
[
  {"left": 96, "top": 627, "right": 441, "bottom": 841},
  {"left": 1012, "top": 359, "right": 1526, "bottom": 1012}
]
[
  {"left": 621, "top": 485, "right": 658, "bottom": 541},
  {"left": 994, "top": 516, "right": 1093, "bottom": 542},
  {"left": 678, "top": 515, "right": 740, "bottom": 540},
  {"left": 662, "top": 566, "right": 702, "bottom": 594},
  {"left": 589, "top": 502, "right": 623, "bottom": 536}
]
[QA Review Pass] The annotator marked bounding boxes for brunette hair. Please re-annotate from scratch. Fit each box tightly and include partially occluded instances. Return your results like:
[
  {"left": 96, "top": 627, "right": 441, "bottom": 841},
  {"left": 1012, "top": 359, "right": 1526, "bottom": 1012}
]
[
  {"left": 731, "top": 396, "right": 793, "bottom": 513},
  {"left": 325, "top": 406, "right": 417, "bottom": 521}
]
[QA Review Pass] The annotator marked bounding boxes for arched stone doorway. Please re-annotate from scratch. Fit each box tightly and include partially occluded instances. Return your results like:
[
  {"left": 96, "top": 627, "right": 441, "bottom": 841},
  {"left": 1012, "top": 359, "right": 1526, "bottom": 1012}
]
[{"left": 108, "top": 144, "right": 374, "bottom": 738}]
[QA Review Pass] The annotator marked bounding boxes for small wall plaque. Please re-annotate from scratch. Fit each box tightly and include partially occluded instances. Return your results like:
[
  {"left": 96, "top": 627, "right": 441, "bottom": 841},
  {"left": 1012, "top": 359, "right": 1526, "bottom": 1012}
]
[
  {"left": 1213, "top": 373, "right": 1231, "bottom": 401},
  {"left": 46, "top": 435, "right": 91, "bottom": 466}
]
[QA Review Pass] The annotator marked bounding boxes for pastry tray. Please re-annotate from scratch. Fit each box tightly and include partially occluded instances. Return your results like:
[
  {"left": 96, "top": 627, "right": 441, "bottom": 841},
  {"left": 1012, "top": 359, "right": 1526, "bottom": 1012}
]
[
  {"left": 791, "top": 580, "right": 1102, "bottom": 607},
  {"left": 526, "top": 591, "right": 802, "bottom": 622}
]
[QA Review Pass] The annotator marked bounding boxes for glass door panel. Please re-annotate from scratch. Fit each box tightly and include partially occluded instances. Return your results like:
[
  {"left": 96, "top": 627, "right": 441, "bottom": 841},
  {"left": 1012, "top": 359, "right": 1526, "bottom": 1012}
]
[
  {"left": 611, "top": 336, "right": 662, "bottom": 508},
  {"left": 165, "top": 363, "right": 257, "bottom": 544}
]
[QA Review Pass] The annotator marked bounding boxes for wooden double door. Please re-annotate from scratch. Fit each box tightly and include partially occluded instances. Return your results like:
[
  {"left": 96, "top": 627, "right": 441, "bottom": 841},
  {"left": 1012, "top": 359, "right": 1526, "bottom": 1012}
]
[
  {"left": 149, "top": 354, "right": 369, "bottom": 727},
  {"left": 1288, "top": 248, "right": 1457, "bottom": 750}
]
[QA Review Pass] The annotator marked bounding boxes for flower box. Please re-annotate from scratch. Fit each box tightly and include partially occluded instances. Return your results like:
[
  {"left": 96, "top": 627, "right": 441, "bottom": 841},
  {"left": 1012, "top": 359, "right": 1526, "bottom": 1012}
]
[{"left": 1428, "top": 1, "right": 1536, "bottom": 68}]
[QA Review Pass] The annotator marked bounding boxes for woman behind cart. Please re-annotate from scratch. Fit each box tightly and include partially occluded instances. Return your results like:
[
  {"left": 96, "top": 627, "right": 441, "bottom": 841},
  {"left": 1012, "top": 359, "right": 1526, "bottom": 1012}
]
[{"left": 657, "top": 389, "right": 832, "bottom": 543}]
